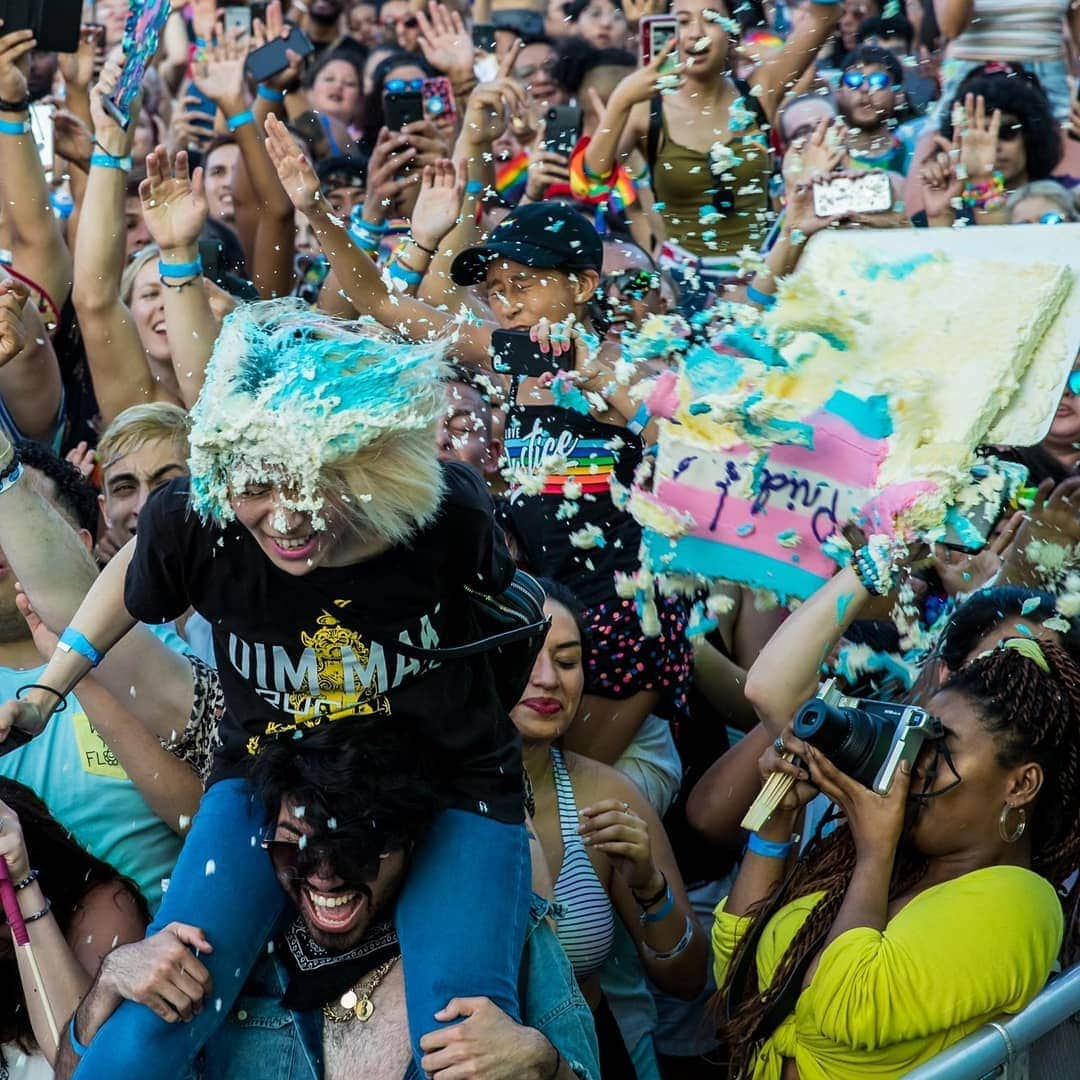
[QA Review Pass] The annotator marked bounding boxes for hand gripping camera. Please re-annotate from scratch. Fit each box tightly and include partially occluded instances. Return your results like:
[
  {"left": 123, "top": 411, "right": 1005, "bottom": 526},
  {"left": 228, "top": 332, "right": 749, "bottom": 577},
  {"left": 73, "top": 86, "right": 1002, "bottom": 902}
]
[{"left": 792, "top": 683, "right": 944, "bottom": 795}]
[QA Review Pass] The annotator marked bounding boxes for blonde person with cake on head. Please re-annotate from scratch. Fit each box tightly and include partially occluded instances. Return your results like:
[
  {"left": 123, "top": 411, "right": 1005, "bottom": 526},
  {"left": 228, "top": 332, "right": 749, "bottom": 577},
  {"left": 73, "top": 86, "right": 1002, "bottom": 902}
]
[{"left": 0, "top": 299, "right": 533, "bottom": 1080}]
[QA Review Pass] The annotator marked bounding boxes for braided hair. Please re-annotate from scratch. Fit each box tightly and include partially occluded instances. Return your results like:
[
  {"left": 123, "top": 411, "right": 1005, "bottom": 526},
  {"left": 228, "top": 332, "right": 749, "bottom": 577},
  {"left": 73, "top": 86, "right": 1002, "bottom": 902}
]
[{"left": 717, "top": 638, "right": 1080, "bottom": 1076}]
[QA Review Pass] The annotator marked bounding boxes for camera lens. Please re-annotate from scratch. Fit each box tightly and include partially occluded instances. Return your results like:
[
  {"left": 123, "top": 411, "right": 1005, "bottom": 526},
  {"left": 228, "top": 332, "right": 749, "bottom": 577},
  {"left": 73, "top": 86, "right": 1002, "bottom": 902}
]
[{"left": 793, "top": 700, "right": 896, "bottom": 788}]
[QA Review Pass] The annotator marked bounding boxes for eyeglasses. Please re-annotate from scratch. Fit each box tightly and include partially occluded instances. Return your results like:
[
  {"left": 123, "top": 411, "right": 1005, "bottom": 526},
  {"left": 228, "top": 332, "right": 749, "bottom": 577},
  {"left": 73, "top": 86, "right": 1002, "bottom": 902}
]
[
  {"left": 841, "top": 70, "right": 893, "bottom": 92},
  {"left": 603, "top": 269, "right": 660, "bottom": 299},
  {"left": 385, "top": 77, "right": 423, "bottom": 94},
  {"left": 261, "top": 829, "right": 394, "bottom": 884}
]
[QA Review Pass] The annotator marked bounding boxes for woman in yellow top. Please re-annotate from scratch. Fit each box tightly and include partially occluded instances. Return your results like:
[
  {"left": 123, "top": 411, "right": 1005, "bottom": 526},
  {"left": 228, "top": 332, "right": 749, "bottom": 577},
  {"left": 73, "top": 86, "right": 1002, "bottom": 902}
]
[
  {"left": 711, "top": 621, "right": 1080, "bottom": 1079},
  {"left": 583, "top": 0, "right": 840, "bottom": 302}
]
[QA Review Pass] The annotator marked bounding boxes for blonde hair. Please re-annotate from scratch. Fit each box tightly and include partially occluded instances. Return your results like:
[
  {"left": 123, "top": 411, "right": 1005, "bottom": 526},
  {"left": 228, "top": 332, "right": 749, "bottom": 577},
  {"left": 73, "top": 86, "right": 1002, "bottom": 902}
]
[
  {"left": 120, "top": 245, "right": 161, "bottom": 307},
  {"left": 97, "top": 402, "right": 192, "bottom": 472},
  {"left": 189, "top": 298, "right": 449, "bottom": 544}
]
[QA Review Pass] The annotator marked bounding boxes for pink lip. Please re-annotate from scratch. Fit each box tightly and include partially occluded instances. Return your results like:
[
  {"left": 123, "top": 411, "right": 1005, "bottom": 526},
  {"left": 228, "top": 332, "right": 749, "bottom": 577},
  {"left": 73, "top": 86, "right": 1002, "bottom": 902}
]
[
  {"left": 267, "top": 535, "right": 318, "bottom": 561},
  {"left": 521, "top": 698, "right": 562, "bottom": 716}
]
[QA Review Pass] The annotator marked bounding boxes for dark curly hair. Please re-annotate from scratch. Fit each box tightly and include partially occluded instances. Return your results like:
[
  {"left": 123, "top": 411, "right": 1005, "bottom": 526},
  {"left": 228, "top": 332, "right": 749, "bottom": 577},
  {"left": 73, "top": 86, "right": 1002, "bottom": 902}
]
[
  {"left": 717, "top": 639, "right": 1080, "bottom": 1075},
  {"left": 940, "top": 63, "right": 1062, "bottom": 182},
  {"left": 16, "top": 439, "right": 99, "bottom": 535},
  {"left": 248, "top": 716, "right": 445, "bottom": 855},
  {"left": 0, "top": 779, "right": 149, "bottom": 1052},
  {"left": 551, "top": 36, "right": 635, "bottom": 97}
]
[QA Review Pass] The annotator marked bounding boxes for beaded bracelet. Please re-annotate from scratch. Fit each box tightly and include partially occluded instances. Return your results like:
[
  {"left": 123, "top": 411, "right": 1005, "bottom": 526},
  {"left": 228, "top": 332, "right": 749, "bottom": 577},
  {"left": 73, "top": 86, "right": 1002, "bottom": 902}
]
[
  {"left": 961, "top": 171, "right": 1005, "bottom": 210},
  {"left": 409, "top": 236, "right": 437, "bottom": 256},
  {"left": 12, "top": 868, "right": 39, "bottom": 891},
  {"left": 852, "top": 536, "right": 900, "bottom": 597}
]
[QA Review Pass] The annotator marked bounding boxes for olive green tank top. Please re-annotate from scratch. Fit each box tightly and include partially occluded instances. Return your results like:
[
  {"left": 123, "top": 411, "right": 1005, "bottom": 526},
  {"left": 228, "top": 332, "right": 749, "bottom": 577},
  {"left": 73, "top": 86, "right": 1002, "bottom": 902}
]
[{"left": 651, "top": 91, "right": 773, "bottom": 259}]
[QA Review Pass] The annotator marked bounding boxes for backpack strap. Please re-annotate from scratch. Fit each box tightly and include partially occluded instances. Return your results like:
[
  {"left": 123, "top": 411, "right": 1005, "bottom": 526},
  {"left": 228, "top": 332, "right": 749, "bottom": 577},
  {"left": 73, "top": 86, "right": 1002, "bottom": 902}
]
[{"left": 373, "top": 616, "right": 551, "bottom": 663}]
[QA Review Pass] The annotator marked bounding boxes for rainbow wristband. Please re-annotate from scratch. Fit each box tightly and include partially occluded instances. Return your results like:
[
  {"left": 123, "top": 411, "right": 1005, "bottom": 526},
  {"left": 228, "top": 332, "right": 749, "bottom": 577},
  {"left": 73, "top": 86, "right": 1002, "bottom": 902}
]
[
  {"left": 226, "top": 110, "right": 255, "bottom": 132},
  {"left": 257, "top": 85, "right": 285, "bottom": 102},
  {"left": 57, "top": 628, "right": 103, "bottom": 668},
  {"left": 0, "top": 119, "right": 30, "bottom": 136},
  {"left": 159, "top": 257, "right": 204, "bottom": 280},
  {"left": 747, "top": 833, "right": 793, "bottom": 859}
]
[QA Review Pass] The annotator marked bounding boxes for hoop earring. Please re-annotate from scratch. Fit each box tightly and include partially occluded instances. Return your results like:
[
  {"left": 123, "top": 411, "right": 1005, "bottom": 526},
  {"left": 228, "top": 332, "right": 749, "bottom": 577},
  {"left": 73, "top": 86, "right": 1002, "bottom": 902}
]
[{"left": 998, "top": 804, "right": 1026, "bottom": 844}]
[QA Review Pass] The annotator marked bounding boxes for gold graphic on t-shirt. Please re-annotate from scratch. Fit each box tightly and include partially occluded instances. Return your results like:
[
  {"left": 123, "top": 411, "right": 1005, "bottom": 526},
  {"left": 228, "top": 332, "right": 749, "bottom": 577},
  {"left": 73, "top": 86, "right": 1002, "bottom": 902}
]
[{"left": 247, "top": 612, "right": 391, "bottom": 755}]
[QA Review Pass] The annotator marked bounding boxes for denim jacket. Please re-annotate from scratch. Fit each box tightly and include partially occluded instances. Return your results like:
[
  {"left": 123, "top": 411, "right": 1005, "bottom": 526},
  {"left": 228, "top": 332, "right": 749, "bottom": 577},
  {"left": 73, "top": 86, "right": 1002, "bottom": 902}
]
[{"left": 198, "top": 894, "right": 600, "bottom": 1080}]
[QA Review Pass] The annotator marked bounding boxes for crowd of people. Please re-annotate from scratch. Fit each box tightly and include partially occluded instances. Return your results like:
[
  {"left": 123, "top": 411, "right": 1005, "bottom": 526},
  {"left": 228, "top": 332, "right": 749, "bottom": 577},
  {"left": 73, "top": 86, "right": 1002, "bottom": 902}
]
[{"left": 0, "top": 0, "right": 1077, "bottom": 1077}]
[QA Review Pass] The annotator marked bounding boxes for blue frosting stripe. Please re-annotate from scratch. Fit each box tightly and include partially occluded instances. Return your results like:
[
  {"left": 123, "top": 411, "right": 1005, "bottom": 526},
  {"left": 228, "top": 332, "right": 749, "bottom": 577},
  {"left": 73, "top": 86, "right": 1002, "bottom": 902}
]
[
  {"left": 640, "top": 530, "right": 826, "bottom": 603},
  {"left": 824, "top": 390, "right": 893, "bottom": 439},
  {"left": 683, "top": 344, "right": 744, "bottom": 395}
]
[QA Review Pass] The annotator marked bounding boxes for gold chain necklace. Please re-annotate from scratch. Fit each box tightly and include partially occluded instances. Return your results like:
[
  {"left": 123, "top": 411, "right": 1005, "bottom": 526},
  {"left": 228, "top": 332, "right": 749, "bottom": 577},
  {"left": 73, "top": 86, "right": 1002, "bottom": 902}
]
[{"left": 322, "top": 956, "right": 400, "bottom": 1024}]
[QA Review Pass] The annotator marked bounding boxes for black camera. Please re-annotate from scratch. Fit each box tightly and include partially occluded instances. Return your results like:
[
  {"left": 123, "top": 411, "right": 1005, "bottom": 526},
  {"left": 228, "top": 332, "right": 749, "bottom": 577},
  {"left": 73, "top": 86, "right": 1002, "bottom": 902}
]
[{"left": 793, "top": 693, "right": 943, "bottom": 794}]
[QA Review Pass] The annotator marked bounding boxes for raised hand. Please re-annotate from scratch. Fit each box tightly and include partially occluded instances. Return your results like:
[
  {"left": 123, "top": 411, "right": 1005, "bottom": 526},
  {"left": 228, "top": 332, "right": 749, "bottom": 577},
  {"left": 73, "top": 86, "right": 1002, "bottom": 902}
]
[
  {"left": 361, "top": 128, "right": 420, "bottom": 222},
  {"left": 525, "top": 147, "right": 570, "bottom": 203},
  {"left": 140, "top": 145, "right": 209, "bottom": 253},
  {"left": 918, "top": 133, "right": 962, "bottom": 223},
  {"left": 0, "top": 24, "right": 35, "bottom": 103},
  {"left": 410, "top": 159, "right": 465, "bottom": 251},
  {"left": 264, "top": 113, "right": 322, "bottom": 214},
  {"left": 52, "top": 109, "right": 95, "bottom": 170},
  {"left": 609, "top": 38, "right": 679, "bottom": 109},
  {"left": 782, "top": 117, "right": 848, "bottom": 185},
  {"left": 0, "top": 797, "right": 31, "bottom": 881},
  {"left": 90, "top": 53, "right": 141, "bottom": 157},
  {"left": 192, "top": 28, "right": 247, "bottom": 115},
  {"left": 415, "top": 2, "right": 474, "bottom": 81},
  {"left": 58, "top": 24, "right": 103, "bottom": 95},
  {"left": 622, "top": 0, "right": 666, "bottom": 29},
  {"left": 956, "top": 92, "right": 1001, "bottom": 182},
  {"left": 251, "top": 0, "right": 304, "bottom": 92},
  {"left": 168, "top": 94, "right": 217, "bottom": 154}
]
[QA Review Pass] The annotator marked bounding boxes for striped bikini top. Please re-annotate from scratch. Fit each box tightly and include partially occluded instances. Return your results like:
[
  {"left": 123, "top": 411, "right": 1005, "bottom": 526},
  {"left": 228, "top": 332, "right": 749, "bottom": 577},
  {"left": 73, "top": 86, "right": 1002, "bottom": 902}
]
[{"left": 550, "top": 746, "right": 616, "bottom": 980}]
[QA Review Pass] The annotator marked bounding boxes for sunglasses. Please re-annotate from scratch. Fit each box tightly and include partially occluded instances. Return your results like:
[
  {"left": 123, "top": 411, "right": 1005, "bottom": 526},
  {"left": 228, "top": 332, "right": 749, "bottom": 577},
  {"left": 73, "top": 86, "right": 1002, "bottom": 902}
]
[
  {"left": 261, "top": 829, "right": 394, "bottom": 884},
  {"left": 385, "top": 77, "right": 423, "bottom": 93},
  {"left": 603, "top": 269, "right": 660, "bottom": 299},
  {"left": 383, "top": 15, "right": 418, "bottom": 28},
  {"left": 1039, "top": 212, "right": 1065, "bottom": 225},
  {"left": 841, "top": 69, "right": 893, "bottom": 92},
  {"left": 996, "top": 121, "right": 1024, "bottom": 142},
  {"left": 1066, "top": 370, "right": 1080, "bottom": 396}
]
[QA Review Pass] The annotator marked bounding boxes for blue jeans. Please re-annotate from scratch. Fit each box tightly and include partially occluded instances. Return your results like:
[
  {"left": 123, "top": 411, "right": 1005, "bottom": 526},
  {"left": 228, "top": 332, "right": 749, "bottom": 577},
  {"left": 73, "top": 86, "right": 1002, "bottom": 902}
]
[
  {"left": 396, "top": 808, "right": 531, "bottom": 1060},
  {"left": 74, "top": 784, "right": 531, "bottom": 1075}
]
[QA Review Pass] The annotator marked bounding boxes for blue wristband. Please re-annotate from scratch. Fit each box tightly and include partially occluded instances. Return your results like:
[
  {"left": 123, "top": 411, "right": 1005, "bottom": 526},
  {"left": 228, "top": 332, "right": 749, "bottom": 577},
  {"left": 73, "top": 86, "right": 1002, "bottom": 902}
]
[
  {"left": 0, "top": 118, "right": 30, "bottom": 136},
  {"left": 642, "top": 889, "right": 675, "bottom": 924},
  {"left": 746, "top": 284, "right": 777, "bottom": 309},
  {"left": 257, "top": 85, "right": 285, "bottom": 102},
  {"left": 389, "top": 261, "right": 423, "bottom": 286},
  {"left": 353, "top": 215, "right": 389, "bottom": 234},
  {"left": 747, "top": 833, "right": 794, "bottom": 859},
  {"left": 159, "top": 257, "right": 204, "bottom": 280},
  {"left": 68, "top": 1015, "right": 89, "bottom": 1058},
  {"left": 58, "top": 628, "right": 103, "bottom": 668},
  {"left": 90, "top": 151, "right": 132, "bottom": 171},
  {"left": 226, "top": 110, "right": 254, "bottom": 132},
  {"left": 465, "top": 180, "right": 484, "bottom": 195}
]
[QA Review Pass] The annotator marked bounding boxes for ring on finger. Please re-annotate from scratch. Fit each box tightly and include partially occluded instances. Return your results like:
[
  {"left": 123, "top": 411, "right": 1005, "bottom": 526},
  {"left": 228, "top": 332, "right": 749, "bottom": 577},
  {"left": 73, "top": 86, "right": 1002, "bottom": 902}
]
[
  {"left": 773, "top": 735, "right": 786, "bottom": 755},
  {"left": 622, "top": 801, "right": 631, "bottom": 814}
]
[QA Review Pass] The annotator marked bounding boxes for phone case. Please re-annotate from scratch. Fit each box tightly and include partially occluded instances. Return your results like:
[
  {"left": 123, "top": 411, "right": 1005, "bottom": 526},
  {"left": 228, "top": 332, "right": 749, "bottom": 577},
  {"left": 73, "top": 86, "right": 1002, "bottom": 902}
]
[
  {"left": 543, "top": 106, "right": 582, "bottom": 157},
  {"left": 812, "top": 172, "right": 892, "bottom": 218},
  {"left": 491, "top": 331, "right": 562, "bottom": 378},
  {"left": 421, "top": 77, "right": 456, "bottom": 125},
  {"left": 384, "top": 90, "right": 423, "bottom": 130},
  {"left": 244, "top": 26, "right": 315, "bottom": 82},
  {"left": 640, "top": 14, "right": 676, "bottom": 68},
  {"left": 103, "top": 0, "right": 172, "bottom": 129}
]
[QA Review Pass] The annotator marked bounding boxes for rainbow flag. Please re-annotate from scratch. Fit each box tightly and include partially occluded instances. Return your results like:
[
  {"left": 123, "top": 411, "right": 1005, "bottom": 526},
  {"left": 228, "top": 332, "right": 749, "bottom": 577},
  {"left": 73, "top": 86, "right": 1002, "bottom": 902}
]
[
  {"left": 568, "top": 136, "right": 638, "bottom": 213},
  {"left": 496, "top": 153, "right": 529, "bottom": 205}
]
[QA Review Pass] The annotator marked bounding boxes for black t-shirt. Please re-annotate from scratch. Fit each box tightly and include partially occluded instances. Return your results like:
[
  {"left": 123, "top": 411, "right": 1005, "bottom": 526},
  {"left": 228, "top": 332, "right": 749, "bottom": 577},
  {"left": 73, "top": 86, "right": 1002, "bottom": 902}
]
[
  {"left": 503, "top": 402, "right": 643, "bottom": 608},
  {"left": 125, "top": 463, "right": 523, "bottom": 823}
]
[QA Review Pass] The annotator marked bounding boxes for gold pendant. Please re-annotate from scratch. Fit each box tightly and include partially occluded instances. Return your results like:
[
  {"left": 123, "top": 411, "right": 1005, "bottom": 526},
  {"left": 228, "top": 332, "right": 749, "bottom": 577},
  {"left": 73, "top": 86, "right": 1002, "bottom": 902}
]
[{"left": 354, "top": 997, "right": 375, "bottom": 1022}]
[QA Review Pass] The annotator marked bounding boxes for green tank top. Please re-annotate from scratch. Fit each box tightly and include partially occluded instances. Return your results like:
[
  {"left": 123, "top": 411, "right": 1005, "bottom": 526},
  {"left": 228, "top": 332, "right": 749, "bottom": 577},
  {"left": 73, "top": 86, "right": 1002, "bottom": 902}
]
[{"left": 651, "top": 98, "right": 773, "bottom": 259}]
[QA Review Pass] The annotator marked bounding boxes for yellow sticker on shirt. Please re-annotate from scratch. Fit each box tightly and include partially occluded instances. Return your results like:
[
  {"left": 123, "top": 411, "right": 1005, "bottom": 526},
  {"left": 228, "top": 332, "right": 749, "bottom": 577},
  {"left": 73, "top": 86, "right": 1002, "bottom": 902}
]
[{"left": 71, "top": 711, "right": 129, "bottom": 780}]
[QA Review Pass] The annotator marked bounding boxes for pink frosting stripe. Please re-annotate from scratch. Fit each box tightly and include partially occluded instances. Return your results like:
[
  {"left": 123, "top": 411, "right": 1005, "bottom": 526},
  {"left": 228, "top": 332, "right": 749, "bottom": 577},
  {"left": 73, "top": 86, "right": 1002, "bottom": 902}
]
[{"left": 723, "top": 410, "right": 886, "bottom": 488}]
